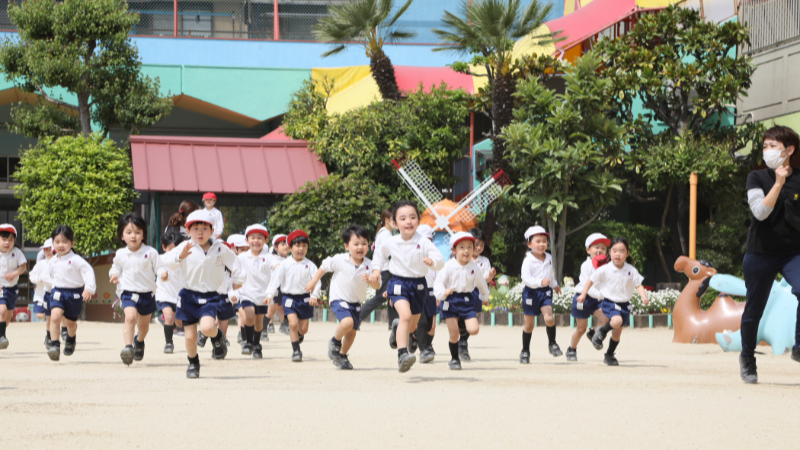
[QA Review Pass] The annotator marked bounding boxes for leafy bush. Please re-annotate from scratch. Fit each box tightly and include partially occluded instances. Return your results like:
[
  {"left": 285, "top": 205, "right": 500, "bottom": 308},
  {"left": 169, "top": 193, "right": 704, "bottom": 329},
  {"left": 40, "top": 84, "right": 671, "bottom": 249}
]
[
  {"left": 15, "top": 134, "right": 136, "bottom": 254},
  {"left": 268, "top": 174, "right": 387, "bottom": 265}
]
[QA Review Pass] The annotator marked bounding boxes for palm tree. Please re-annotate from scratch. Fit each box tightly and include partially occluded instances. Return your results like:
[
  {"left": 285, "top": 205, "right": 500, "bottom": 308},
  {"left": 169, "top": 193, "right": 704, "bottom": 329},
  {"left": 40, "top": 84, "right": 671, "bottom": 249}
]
[
  {"left": 314, "top": 0, "right": 415, "bottom": 101},
  {"left": 432, "top": 0, "right": 555, "bottom": 171}
]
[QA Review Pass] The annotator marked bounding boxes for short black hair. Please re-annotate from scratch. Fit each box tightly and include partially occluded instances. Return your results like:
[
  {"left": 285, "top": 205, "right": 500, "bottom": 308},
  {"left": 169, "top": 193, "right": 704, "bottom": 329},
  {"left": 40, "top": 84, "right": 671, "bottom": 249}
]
[
  {"left": 764, "top": 125, "right": 800, "bottom": 154},
  {"left": 469, "top": 227, "right": 485, "bottom": 242},
  {"left": 118, "top": 213, "right": 148, "bottom": 243},
  {"left": 342, "top": 224, "right": 370, "bottom": 244},
  {"left": 392, "top": 199, "right": 421, "bottom": 222},
  {"left": 0, "top": 231, "right": 14, "bottom": 240},
  {"left": 51, "top": 224, "right": 75, "bottom": 242},
  {"left": 290, "top": 236, "right": 310, "bottom": 247},
  {"left": 161, "top": 230, "right": 184, "bottom": 249}
]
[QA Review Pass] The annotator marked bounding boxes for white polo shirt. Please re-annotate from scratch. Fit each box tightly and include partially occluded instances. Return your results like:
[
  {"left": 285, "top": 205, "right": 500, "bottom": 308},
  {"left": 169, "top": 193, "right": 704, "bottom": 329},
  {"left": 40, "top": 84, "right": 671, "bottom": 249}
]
[
  {"left": 0, "top": 248, "right": 27, "bottom": 287},
  {"left": 473, "top": 255, "right": 492, "bottom": 281},
  {"left": 433, "top": 258, "right": 490, "bottom": 302},
  {"left": 372, "top": 234, "right": 444, "bottom": 278},
  {"left": 575, "top": 258, "right": 604, "bottom": 300},
  {"left": 236, "top": 248, "right": 279, "bottom": 302},
  {"left": 30, "top": 259, "right": 53, "bottom": 302},
  {"left": 48, "top": 251, "right": 97, "bottom": 293},
  {"left": 266, "top": 256, "right": 321, "bottom": 298},
  {"left": 109, "top": 245, "right": 160, "bottom": 293},
  {"left": 165, "top": 239, "right": 245, "bottom": 293},
  {"left": 320, "top": 253, "right": 373, "bottom": 304},
  {"left": 207, "top": 207, "right": 224, "bottom": 237},
  {"left": 589, "top": 262, "right": 644, "bottom": 303},
  {"left": 521, "top": 251, "right": 559, "bottom": 289},
  {"left": 155, "top": 265, "right": 183, "bottom": 304}
]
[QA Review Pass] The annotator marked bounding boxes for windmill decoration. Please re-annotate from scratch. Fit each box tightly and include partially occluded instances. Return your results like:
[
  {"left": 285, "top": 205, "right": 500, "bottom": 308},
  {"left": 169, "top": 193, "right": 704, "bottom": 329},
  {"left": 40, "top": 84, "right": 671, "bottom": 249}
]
[{"left": 390, "top": 156, "right": 511, "bottom": 246}]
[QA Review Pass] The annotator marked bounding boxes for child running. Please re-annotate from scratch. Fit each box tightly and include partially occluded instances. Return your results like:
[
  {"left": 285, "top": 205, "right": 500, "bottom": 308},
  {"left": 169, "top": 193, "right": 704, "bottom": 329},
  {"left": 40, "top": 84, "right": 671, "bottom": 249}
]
[
  {"left": 264, "top": 234, "right": 288, "bottom": 335},
  {"left": 265, "top": 230, "right": 320, "bottom": 362},
  {"left": 456, "top": 227, "right": 496, "bottom": 361},
  {"left": 198, "top": 234, "right": 246, "bottom": 352},
  {"left": 434, "top": 232, "right": 490, "bottom": 370},
  {"left": 577, "top": 237, "right": 649, "bottom": 365},
  {"left": 306, "top": 225, "right": 380, "bottom": 370},
  {"left": 520, "top": 226, "right": 563, "bottom": 364},
  {"left": 231, "top": 225, "right": 275, "bottom": 359},
  {"left": 110, "top": 214, "right": 161, "bottom": 365},
  {"left": 166, "top": 210, "right": 245, "bottom": 378},
  {"left": 0, "top": 224, "right": 28, "bottom": 350},
  {"left": 414, "top": 224, "right": 438, "bottom": 364},
  {"left": 46, "top": 225, "right": 97, "bottom": 361},
  {"left": 566, "top": 233, "right": 611, "bottom": 361},
  {"left": 370, "top": 200, "right": 444, "bottom": 373},
  {"left": 156, "top": 231, "right": 184, "bottom": 354},
  {"left": 30, "top": 239, "right": 54, "bottom": 347}
]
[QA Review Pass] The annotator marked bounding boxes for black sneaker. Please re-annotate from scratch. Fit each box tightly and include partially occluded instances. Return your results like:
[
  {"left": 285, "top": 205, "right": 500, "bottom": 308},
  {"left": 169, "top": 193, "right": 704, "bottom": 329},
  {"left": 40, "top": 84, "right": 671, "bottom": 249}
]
[
  {"left": 739, "top": 354, "right": 758, "bottom": 384},
  {"left": 133, "top": 335, "right": 145, "bottom": 361},
  {"left": 0, "top": 335, "right": 8, "bottom": 349},
  {"left": 197, "top": 331, "right": 208, "bottom": 348},
  {"left": 241, "top": 343, "right": 254, "bottom": 355},
  {"left": 398, "top": 352, "right": 416, "bottom": 373},
  {"left": 591, "top": 328, "right": 606, "bottom": 350},
  {"left": 61, "top": 328, "right": 68, "bottom": 341},
  {"left": 47, "top": 343, "right": 60, "bottom": 361},
  {"left": 337, "top": 354, "right": 353, "bottom": 370},
  {"left": 548, "top": 342, "right": 563, "bottom": 357},
  {"left": 268, "top": 322, "right": 275, "bottom": 334},
  {"left": 458, "top": 340, "right": 471, "bottom": 362},
  {"left": 586, "top": 328, "right": 595, "bottom": 342},
  {"left": 519, "top": 350, "right": 530, "bottom": 364},
  {"left": 225, "top": 338, "right": 231, "bottom": 347},
  {"left": 420, "top": 345, "right": 435, "bottom": 364},
  {"left": 120, "top": 345, "right": 134, "bottom": 366},
  {"left": 45, "top": 334, "right": 52, "bottom": 348},
  {"left": 792, "top": 346, "right": 800, "bottom": 363},
  {"left": 292, "top": 349, "right": 303, "bottom": 362},
  {"left": 449, "top": 359, "right": 462, "bottom": 370},
  {"left": 164, "top": 342, "right": 174, "bottom": 354},
  {"left": 186, "top": 361, "right": 200, "bottom": 379},
  {"left": 63, "top": 340, "right": 76, "bottom": 356},
  {"left": 279, "top": 321, "right": 290, "bottom": 335},
  {"left": 237, "top": 331, "right": 243, "bottom": 344},
  {"left": 212, "top": 334, "right": 227, "bottom": 360},
  {"left": 604, "top": 352, "right": 619, "bottom": 366},
  {"left": 298, "top": 333, "right": 304, "bottom": 344},
  {"left": 408, "top": 334, "right": 418, "bottom": 354},
  {"left": 252, "top": 345, "right": 263, "bottom": 359},
  {"left": 389, "top": 319, "right": 399, "bottom": 349},
  {"left": 328, "top": 337, "right": 342, "bottom": 361},
  {"left": 566, "top": 347, "right": 577, "bottom": 362}
]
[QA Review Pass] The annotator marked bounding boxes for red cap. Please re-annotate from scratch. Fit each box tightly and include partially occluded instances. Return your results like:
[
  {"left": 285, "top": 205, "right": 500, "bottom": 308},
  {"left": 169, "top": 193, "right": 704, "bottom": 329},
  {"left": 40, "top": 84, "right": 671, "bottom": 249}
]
[
  {"left": 0, "top": 224, "right": 17, "bottom": 235},
  {"left": 202, "top": 192, "right": 217, "bottom": 201},
  {"left": 287, "top": 230, "right": 309, "bottom": 245},
  {"left": 245, "top": 224, "right": 269, "bottom": 239},
  {"left": 592, "top": 254, "right": 610, "bottom": 269}
]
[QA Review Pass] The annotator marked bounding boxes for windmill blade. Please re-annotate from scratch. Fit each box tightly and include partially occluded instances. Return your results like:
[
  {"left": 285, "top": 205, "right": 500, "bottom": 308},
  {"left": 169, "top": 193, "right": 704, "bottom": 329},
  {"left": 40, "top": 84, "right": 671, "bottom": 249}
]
[
  {"left": 392, "top": 159, "right": 453, "bottom": 235},
  {"left": 444, "top": 170, "right": 512, "bottom": 224}
]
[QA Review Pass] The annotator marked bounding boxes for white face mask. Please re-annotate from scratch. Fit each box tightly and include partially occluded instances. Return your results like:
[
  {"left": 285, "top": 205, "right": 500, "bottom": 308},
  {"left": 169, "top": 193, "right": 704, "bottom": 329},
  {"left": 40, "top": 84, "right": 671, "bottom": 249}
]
[{"left": 764, "top": 150, "right": 787, "bottom": 170}]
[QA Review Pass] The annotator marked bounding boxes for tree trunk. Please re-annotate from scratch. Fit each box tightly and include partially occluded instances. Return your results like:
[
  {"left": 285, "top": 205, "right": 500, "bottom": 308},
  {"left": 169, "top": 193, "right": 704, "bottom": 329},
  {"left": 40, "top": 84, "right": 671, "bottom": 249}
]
[
  {"left": 490, "top": 71, "right": 516, "bottom": 172},
  {"left": 675, "top": 182, "right": 690, "bottom": 256},
  {"left": 657, "top": 184, "right": 674, "bottom": 282},
  {"left": 77, "top": 92, "right": 92, "bottom": 137},
  {"left": 557, "top": 209, "right": 568, "bottom": 283},
  {"left": 369, "top": 50, "right": 401, "bottom": 102}
]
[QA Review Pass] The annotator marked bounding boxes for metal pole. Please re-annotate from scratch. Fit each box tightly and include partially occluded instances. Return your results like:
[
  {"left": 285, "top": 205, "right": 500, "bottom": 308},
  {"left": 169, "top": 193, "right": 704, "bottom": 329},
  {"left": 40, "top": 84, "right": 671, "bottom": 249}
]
[
  {"left": 470, "top": 112, "right": 475, "bottom": 189},
  {"left": 689, "top": 172, "right": 698, "bottom": 260},
  {"left": 273, "top": 0, "right": 279, "bottom": 40},
  {"left": 173, "top": 0, "right": 178, "bottom": 37}
]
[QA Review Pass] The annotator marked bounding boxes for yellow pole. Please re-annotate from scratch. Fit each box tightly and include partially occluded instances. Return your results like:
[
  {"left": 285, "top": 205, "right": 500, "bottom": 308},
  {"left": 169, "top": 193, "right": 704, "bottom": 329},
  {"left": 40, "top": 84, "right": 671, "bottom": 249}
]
[{"left": 689, "top": 172, "right": 698, "bottom": 260}]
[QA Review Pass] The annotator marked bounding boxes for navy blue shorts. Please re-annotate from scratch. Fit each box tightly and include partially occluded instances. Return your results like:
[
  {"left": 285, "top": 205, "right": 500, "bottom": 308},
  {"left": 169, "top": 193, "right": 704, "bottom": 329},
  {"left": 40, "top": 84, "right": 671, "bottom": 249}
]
[
  {"left": 440, "top": 292, "right": 478, "bottom": 320},
  {"left": 283, "top": 293, "right": 314, "bottom": 320},
  {"left": 44, "top": 292, "right": 52, "bottom": 317},
  {"left": 331, "top": 300, "right": 361, "bottom": 331},
  {"left": 0, "top": 285, "right": 19, "bottom": 310},
  {"left": 471, "top": 288, "right": 483, "bottom": 314},
  {"left": 216, "top": 295, "right": 237, "bottom": 321},
  {"left": 121, "top": 291, "right": 157, "bottom": 316},
  {"left": 571, "top": 294, "right": 603, "bottom": 319},
  {"left": 387, "top": 276, "right": 427, "bottom": 315},
  {"left": 600, "top": 300, "right": 632, "bottom": 327},
  {"left": 235, "top": 299, "right": 254, "bottom": 311},
  {"left": 50, "top": 287, "right": 84, "bottom": 321},
  {"left": 176, "top": 289, "right": 221, "bottom": 326},
  {"left": 522, "top": 286, "right": 553, "bottom": 316},
  {"left": 157, "top": 301, "right": 177, "bottom": 313},
  {"left": 33, "top": 300, "right": 46, "bottom": 315},
  {"left": 424, "top": 289, "right": 438, "bottom": 318}
]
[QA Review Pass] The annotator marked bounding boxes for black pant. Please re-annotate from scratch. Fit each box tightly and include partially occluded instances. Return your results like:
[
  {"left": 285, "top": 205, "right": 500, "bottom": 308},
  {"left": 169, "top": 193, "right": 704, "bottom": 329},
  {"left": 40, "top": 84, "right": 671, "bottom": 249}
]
[
  {"left": 741, "top": 251, "right": 800, "bottom": 358},
  {"left": 359, "top": 271, "right": 397, "bottom": 325}
]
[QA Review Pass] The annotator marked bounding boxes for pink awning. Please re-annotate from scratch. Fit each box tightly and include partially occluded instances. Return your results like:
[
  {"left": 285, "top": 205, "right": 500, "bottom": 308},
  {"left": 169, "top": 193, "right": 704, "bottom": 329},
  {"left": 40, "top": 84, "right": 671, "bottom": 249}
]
[
  {"left": 547, "top": 0, "right": 650, "bottom": 50},
  {"left": 130, "top": 135, "right": 328, "bottom": 195}
]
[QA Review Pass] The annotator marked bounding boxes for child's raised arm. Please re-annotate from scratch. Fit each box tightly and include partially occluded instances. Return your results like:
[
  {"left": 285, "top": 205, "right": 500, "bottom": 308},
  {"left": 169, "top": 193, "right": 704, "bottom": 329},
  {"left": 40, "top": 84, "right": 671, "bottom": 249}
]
[{"left": 306, "top": 267, "right": 326, "bottom": 294}]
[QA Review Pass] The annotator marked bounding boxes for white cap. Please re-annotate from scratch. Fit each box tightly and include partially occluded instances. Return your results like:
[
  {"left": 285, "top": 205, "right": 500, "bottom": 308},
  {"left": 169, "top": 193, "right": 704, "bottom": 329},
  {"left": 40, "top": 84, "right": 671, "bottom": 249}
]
[
  {"left": 450, "top": 231, "right": 476, "bottom": 249},
  {"left": 245, "top": 224, "right": 269, "bottom": 238},
  {"left": 41, "top": 238, "right": 53, "bottom": 249},
  {"left": 0, "top": 223, "right": 17, "bottom": 235},
  {"left": 185, "top": 210, "right": 214, "bottom": 229},
  {"left": 417, "top": 224, "right": 434, "bottom": 240},
  {"left": 524, "top": 225, "right": 549, "bottom": 241},
  {"left": 227, "top": 234, "right": 248, "bottom": 248},
  {"left": 585, "top": 233, "right": 610, "bottom": 249},
  {"left": 272, "top": 234, "right": 287, "bottom": 246}
]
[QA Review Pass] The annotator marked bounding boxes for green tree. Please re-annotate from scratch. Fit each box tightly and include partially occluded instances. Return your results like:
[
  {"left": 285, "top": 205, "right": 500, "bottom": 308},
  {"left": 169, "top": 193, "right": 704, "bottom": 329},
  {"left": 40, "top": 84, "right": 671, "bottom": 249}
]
[
  {"left": 501, "top": 52, "right": 627, "bottom": 282},
  {"left": 15, "top": 134, "right": 136, "bottom": 255},
  {"left": 268, "top": 174, "right": 388, "bottom": 265},
  {"left": 314, "top": 0, "right": 414, "bottom": 101},
  {"left": 0, "top": 0, "right": 172, "bottom": 138}
]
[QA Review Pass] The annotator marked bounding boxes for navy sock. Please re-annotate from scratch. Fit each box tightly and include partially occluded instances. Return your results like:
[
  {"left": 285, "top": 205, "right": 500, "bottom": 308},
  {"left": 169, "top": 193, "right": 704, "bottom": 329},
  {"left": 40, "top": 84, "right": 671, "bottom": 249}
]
[
  {"left": 210, "top": 329, "right": 221, "bottom": 343},
  {"left": 522, "top": 331, "right": 532, "bottom": 352},
  {"left": 449, "top": 341, "right": 459, "bottom": 360},
  {"left": 164, "top": 325, "right": 175, "bottom": 344},
  {"left": 245, "top": 325, "right": 255, "bottom": 345},
  {"left": 546, "top": 325, "right": 556, "bottom": 345},
  {"left": 188, "top": 355, "right": 199, "bottom": 365},
  {"left": 332, "top": 337, "right": 341, "bottom": 345},
  {"left": 458, "top": 319, "right": 468, "bottom": 340},
  {"left": 291, "top": 341, "right": 300, "bottom": 351},
  {"left": 600, "top": 322, "right": 613, "bottom": 334},
  {"left": 607, "top": 338, "right": 620, "bottom": 355},
  {"left": 0, "top": 321, "right": 6, "bottom": 337},
  {"left": 66, "top": 334, "right": 76, "bottom": 344},
  {"left": 398, "top": 348, "right": 408, "bottom": 358}
]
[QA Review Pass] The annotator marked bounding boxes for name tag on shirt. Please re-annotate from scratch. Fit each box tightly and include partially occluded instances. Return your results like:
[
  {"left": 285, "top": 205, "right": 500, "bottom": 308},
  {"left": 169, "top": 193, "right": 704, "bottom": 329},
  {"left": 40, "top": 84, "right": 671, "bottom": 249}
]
[
  {"left": 214, "top": 256, "right": 223, "bottom": 266},
  {"left": 142, "top": 261, "right": 150, "bottom": 270}
]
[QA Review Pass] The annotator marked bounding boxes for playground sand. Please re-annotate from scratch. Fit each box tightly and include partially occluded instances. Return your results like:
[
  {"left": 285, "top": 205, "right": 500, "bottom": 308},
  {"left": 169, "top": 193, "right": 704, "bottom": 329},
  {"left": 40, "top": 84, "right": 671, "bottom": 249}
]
[{"left": 1, "top": 321, "right": 798, "bottom": 449}]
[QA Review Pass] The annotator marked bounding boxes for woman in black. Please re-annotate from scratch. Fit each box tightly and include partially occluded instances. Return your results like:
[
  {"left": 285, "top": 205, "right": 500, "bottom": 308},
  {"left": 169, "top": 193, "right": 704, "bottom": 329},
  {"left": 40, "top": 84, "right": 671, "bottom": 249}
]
[{"left": 740, "top": 125, "right": 800, "bottom": 384}]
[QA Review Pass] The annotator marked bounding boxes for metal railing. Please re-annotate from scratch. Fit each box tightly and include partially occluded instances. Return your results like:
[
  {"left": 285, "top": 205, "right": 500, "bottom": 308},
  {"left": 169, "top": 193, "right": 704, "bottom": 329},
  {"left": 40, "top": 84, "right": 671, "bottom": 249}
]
[{"left": 740, "top": 0, "right": 800, "bottom": 54}]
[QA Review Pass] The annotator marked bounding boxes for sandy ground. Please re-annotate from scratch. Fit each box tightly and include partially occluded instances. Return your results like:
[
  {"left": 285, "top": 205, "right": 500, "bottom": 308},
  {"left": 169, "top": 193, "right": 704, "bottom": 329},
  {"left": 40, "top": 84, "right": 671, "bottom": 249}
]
[{"left": 0, "top": 320, "right": 799, "bottom": 449}]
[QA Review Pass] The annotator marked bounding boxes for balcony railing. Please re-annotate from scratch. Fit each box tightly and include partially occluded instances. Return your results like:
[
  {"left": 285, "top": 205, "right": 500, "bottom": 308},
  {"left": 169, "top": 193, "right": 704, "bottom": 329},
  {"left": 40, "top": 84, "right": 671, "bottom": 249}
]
[{"left": 740, "top": 0, "right": 800, "bottom": 54}]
